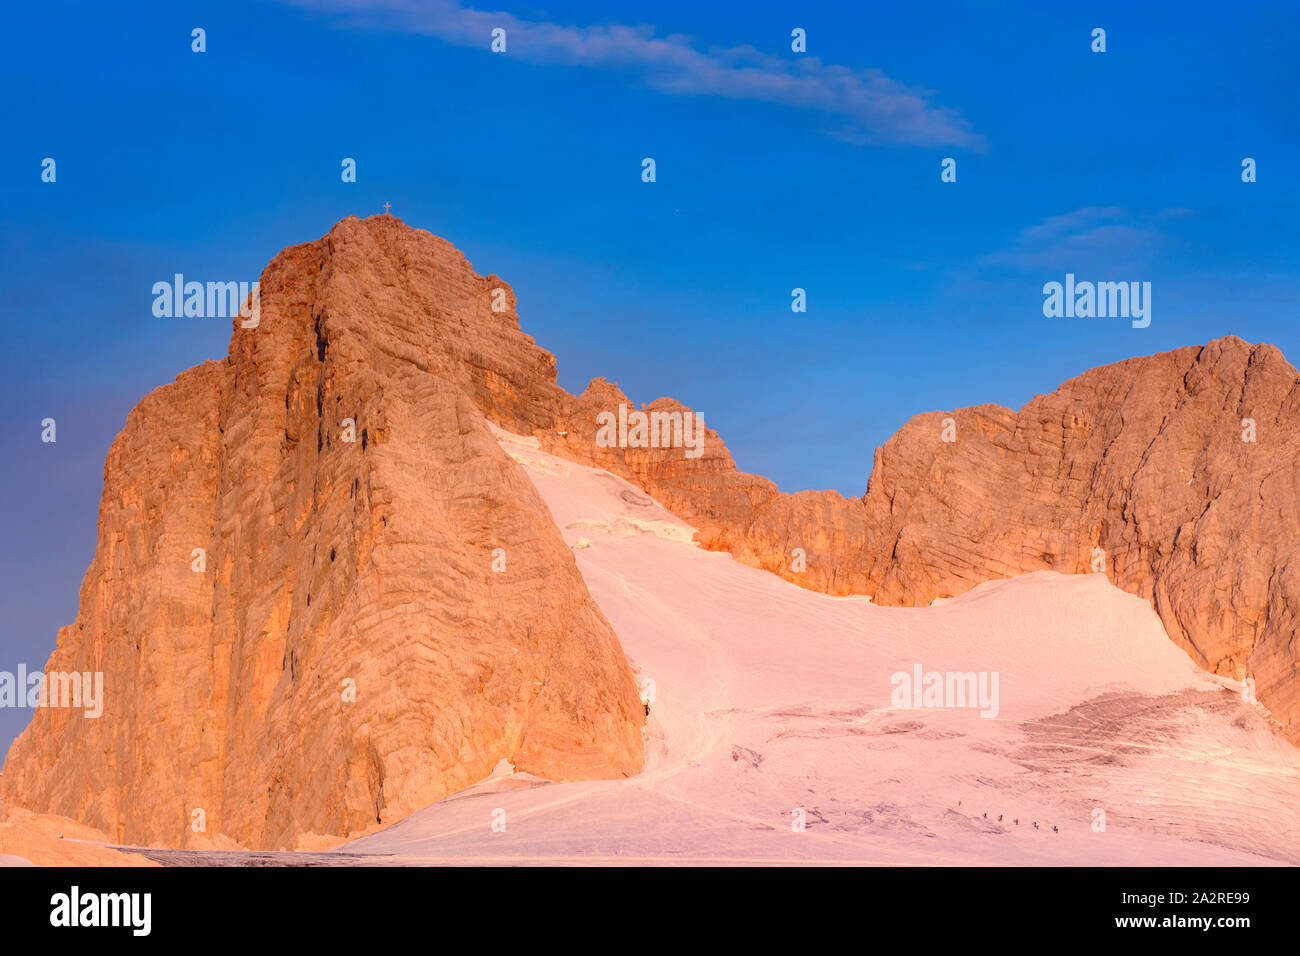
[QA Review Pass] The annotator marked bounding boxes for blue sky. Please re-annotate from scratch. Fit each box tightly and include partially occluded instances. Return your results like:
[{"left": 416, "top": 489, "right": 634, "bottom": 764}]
[{"left": 1, "top": 0, "right": 1297, "bottom": 753}]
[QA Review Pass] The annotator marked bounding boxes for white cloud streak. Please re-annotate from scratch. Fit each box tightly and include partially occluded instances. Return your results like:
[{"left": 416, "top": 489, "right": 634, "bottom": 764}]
[
  {"left": 284, "top": 0, "right": 985, "bottom": 149},
  {"left": 982, "top": 207, "right": 1162, "bottom": 271}
]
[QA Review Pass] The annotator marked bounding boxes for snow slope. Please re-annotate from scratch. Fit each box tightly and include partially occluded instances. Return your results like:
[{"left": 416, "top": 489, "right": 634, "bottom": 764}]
[{"left": 342, "top": 429, "right": 1300, "bottom": 865}]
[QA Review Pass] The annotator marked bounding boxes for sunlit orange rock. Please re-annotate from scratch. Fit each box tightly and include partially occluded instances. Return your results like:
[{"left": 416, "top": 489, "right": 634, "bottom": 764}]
[{"left": 0, "top": 216, "right": 644, "bottom": 850}]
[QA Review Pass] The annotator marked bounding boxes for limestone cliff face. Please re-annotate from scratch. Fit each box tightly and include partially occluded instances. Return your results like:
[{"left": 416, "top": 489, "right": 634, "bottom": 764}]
[
  {"left": 541, "top": 338, "right": 1300, "bottom": 743},
  {"left": 0, "top": 216, "right": 644, "bottom": 850},
  {"left": 861, "top": 338, "right": 1300, "bottom": 737},
  {"left": 7, "top": 214, "right": 1300, "bottom": 853}
]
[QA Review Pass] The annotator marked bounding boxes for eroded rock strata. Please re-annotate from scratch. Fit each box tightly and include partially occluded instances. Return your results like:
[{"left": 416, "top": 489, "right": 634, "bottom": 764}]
[
  {"left": 544, "top": 340, "right": 1300, "bottom": 744},
  {"left": 5, "top": 215, "right": 1298, "bottom": 853},
  {"left": 0, "top": 216, "right": 644, "bottom": 850}
]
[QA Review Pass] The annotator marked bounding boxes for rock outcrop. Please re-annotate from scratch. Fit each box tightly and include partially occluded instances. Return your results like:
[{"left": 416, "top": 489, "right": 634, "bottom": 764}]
[
  {"left": 0, "top": 216, "right": 644, "bottom": 850},
  {"left": 0, "top": 808, "right": 158, "bottom": 867},
  {"left": 541, "top": 340, "right": 1300, "bottom": 743},
  {"left": 6, "top": 214, "right": 1299, "bottom": 856}
]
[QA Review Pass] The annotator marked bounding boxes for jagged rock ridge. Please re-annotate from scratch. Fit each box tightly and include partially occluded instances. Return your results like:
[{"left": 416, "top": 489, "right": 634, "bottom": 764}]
[
  {"left": 544, "top": 341, "right": 1300, "bottom": 743},
  {"left": 6, "top": 215, "right": 1299, "bottom": 855},
  {"left": 0, "top": 216, "right": 644, "bottom": 850}
]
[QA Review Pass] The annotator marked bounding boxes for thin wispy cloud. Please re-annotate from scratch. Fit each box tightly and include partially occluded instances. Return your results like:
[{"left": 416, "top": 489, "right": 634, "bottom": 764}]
[
  {"left": 981, "top": 207, "right": 1163, "bottom": 271},
  {"left": 283, "top": 0, "right": 985, "bottom": 149}
]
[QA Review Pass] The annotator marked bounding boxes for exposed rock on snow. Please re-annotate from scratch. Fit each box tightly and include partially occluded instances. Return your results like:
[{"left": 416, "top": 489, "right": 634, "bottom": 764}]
[
  {"left": 5, "top": 215, "right": 1300, "bottom": 861},
  {"left": 334, "top": 439, "right": 1300, "bottom": 866},
  {"left": 539, "top": 339, "right": 1300, "bottom": 744}
]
